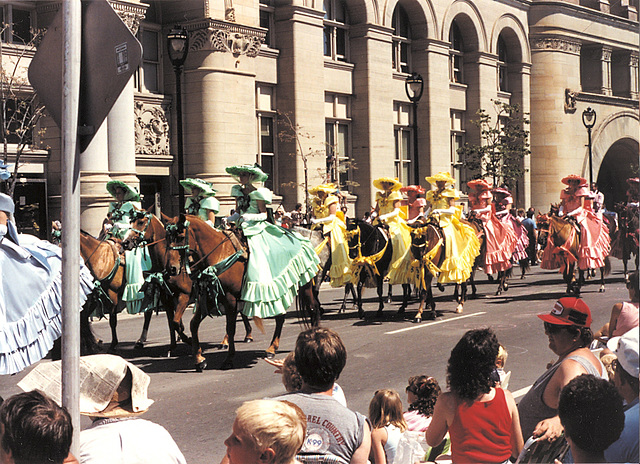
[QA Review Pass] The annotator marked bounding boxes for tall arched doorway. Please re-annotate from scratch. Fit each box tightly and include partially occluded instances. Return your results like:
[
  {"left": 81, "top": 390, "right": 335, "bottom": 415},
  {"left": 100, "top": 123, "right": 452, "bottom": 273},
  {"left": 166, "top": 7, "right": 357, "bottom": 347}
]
[{"left": 597, "top": 137, "right": 639, "bottom": 210}]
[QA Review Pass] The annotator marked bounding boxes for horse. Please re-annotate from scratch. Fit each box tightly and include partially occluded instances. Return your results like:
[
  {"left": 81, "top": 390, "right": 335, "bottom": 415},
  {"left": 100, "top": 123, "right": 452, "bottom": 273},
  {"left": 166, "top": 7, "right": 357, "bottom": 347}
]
[
  {"left": 164, "top": 215, "right": 320, "bottom": 371},
  {"left": 79, "top": 230, "right": 152, "bottom": 351},
  {"left": 612, "top": 202, "right": 639, "bottom": 279},
  {"left": 547, "top": 214, "right": 611, "bottom": 294},
  {"left": 406, "top": 219, "right": 446, "bottom": 322},
  {"left": 345, "top": 218, "right": 410, "bottom": 318}
]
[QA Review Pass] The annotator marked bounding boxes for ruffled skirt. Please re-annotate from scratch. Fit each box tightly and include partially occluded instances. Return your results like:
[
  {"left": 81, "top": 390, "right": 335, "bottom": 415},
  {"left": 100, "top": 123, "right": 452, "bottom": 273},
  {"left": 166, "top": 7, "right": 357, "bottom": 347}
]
[
  {"left": 437, "top": 215, "right": 481, "bottom": 284},
  {"left": 324, "top": 219, "right": 352, "bottom": 287},
  {"left": 386, "top": 218, "right": 412, "bottom": 285},
  {"left": 482, "top": 214, "right": 516, "bottom": 274}
]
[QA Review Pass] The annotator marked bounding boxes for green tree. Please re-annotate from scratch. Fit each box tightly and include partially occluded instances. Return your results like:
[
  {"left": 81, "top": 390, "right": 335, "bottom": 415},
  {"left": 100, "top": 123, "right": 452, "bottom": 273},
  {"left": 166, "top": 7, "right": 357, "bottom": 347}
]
[{"left": 458, "top": 100, "right": 530, "bottom": 190}]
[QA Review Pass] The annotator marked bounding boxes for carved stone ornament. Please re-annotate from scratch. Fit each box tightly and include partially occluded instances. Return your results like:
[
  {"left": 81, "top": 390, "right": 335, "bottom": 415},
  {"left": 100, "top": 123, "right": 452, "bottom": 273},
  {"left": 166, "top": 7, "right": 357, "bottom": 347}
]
[
  {"left": 134, "top": 101, "right": 170, "bottom": 156},
  {"left": 189, "top": 20, "right": 265, "bottom": 57},
  {"left": 110, "top": 1, "right": 147, "bottom": 35},
  {"left": 530, "top": 37, "right": 581, "bottom": 55},
  {"left": 564, "top": 88, "right": 577, "bottom": 113}
]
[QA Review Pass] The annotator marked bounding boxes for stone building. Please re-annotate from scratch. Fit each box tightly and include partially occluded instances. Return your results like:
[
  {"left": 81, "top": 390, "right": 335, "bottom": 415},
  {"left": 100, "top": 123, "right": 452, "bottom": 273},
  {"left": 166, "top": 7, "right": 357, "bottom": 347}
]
[{"left": 1, "top": 0, "right": 637, "bottom": 236}]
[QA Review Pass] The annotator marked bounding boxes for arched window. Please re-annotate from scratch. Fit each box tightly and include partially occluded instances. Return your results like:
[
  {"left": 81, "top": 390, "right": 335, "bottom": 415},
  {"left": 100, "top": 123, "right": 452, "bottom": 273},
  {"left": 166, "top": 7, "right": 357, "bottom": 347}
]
[
  {"left": 323, "top": 0, "right": 349, "bottom": 62},
  {"left": 392, "top": 6, "right": 411, "bottom": 73},
  {"left": 497, "top": 36, "right": 508, "bottom": 92},
  {"left": 449, "top": 22, "right": 463, "bottom": 83}
]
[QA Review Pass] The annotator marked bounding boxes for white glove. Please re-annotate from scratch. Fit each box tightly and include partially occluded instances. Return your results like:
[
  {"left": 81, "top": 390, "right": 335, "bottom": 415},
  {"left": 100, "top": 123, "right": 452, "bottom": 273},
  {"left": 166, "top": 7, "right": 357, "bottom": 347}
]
[
  {"left": 379, "top": 208, "right": 400, "bottom": 222},
  {"left": 370, "top": 212, "right": 378, "bottom": 220},
  {"left": 226, "top": 212, "right": 241, "bottom": 223},
  {"left": 242, "top": 212, "right": 267, "bottom": 222},
  {"left": 311, "top": 215, "right": 335, "bottom": 225}
]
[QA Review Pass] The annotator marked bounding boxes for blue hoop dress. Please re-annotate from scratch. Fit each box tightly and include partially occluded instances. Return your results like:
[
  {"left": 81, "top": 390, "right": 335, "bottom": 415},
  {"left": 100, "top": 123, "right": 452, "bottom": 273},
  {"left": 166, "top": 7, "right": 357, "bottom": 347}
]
[{"left": 231, "top": 185, "right": 320, "bottom": 318}]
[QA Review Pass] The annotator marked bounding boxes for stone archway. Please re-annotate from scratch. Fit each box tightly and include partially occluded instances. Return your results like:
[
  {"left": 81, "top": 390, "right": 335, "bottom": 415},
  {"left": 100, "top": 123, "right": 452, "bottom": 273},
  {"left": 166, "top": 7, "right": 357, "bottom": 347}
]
[{"left": 597, "top": 137, "right": 639, "bottom": 210}]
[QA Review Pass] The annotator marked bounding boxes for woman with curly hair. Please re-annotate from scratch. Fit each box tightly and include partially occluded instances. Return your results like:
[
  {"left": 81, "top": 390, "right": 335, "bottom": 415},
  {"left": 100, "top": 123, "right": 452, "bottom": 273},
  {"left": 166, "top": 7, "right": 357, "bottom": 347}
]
[
  {"left": 426, "top": 328, "right": 523, "bottom": 463},
  {"left": 403, "top": 375, "right": 441, "bottom": 432}
]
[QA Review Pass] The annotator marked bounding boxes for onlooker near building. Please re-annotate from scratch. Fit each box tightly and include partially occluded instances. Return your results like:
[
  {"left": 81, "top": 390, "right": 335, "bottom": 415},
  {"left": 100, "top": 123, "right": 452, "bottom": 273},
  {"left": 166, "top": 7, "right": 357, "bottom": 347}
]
[
  {"left": 368, "top": 389, "right": 407, "bottom": 464},
  {"left": 558, "top": 374, "right": 624, "bottom": 464},
  {"left": 18, "top": 354, "right": 186, "bottom": 464},
  {"left": 224, "top": 399, "right": 306, "bottom": 464},
  {"left": 604, "top": 327, "right": 639, "bottom": 463},
  {"left": 590, "top": 182, "right": 605, "bottom": 215},
  {"left": 403, "top": 375, "right": 441, "bottom": 433},
  {"left": 518, "top": 298, "right": 607, "bottom": 443},
  {"left": 426, "top": 328, "right": 523, "bottom": 463},
  {"left": 274, "top": 327, "right": 371, "bottom": 464},
  {"left": 0, "top": 390, "right": 73, "bottom": 464},
  {"left": 520, "top": 208, "right": 538, "bottom": 265},
  {"left": 290, "top": 203, "right": 305, "bottom": 226}
]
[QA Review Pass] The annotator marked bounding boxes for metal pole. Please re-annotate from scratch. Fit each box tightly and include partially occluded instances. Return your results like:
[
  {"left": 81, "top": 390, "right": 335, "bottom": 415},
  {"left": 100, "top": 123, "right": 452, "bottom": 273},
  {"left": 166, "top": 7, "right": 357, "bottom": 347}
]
[
  {"left": 413, "top": 102, "right": 419, "bottom": 184},
  {"left": 587, "top": 126, "right": 593, "bottom": 186},
  {"left": 61, "top": 0, "right": 82, "bottom": 455},
  {"left": 175, "top": 66, "right": 185, "bottom": 212}
]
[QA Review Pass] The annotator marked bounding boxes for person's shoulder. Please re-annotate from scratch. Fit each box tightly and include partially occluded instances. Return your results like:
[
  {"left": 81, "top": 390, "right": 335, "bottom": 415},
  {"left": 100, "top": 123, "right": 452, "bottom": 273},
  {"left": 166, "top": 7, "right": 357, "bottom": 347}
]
[
  {"left": 230, "top": 184, "right": 243, "bottom": 197},
  {"left": 251, "top": 187, "right": 272, "bottom": 203}
]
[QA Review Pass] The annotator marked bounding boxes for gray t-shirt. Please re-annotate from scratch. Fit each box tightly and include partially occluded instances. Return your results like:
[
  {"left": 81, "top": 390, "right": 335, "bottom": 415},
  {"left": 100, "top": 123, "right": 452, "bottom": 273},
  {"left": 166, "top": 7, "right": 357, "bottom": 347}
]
[{"left": 274, "top": 391, "right": 367, "bottom": 464}]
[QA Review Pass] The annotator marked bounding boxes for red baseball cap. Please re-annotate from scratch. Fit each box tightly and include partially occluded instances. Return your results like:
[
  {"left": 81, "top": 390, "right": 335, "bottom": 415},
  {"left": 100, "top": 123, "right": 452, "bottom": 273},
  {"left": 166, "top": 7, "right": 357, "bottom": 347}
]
[{"left": 537, "top": 297, "right": 592, "bottom": 328}]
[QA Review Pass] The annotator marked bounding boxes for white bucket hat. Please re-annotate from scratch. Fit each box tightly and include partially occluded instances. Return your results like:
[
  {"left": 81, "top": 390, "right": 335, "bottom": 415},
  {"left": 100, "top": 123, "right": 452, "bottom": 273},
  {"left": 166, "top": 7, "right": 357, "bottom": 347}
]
[
  {"left": 18, "top": 354, "right": 154, "bottom": 417},
  {"left": 607, "top": 327, "right": 639, "bottom": 378}
]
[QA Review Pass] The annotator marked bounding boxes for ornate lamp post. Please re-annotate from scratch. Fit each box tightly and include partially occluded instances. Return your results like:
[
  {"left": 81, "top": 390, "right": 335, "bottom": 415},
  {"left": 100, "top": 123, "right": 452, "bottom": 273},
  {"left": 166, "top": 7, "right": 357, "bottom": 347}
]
[
  {"left": 167, "top": 26, "right": 189, "bottom": 212},
  {"left": 582, "top": 107, "right": 596, "bottom": 186},
  {"left": 405, "top": 72, "right": 424, "bottom": 184}
]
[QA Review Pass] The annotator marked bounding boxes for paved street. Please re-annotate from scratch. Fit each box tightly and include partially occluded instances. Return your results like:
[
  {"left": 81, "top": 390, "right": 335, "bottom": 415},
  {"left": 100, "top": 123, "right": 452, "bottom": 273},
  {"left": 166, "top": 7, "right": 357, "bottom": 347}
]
[{"left": 0, "top": 260, "right": 631, "bottom": 464}]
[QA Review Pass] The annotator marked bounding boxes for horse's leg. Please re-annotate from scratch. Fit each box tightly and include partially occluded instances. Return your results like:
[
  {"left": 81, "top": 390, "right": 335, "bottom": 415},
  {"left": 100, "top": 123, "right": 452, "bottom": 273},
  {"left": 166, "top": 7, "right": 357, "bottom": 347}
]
[
  {"left": 221, "top": 298, "right": 238, "bottom": 370},
  {"left": 240, "top": 312, "right": 253, "bottom": 342},
  {"left": 599, "top": 266, "right": 606, "bottom": 293},
  {"left": 495, "top": 271, "right": 504, "bottom": 296},
  {"left": 386, "top": 283, "right": 393, "bottom": 304},
  {"left": 170, "top": 292, "right": 192, "bottom": 354},
  {"left": 190, "top": 305, "right": 208, "bottom": 372},
  {"left": 357, "top": 280, "right": 365, "bottom": 319},
  {"left": 426, "top": 276, "right": 437, "bottom": 320},
  {"left": 80, "top": 303, "right": 102, "bottom": 355},
  {"left": 397, "top": 284, "right": 410, "bottom": 315},
  {"left": 456, "top": 282, "right": 465, "bottom": 314},
  {"left": 266, "top": 314, "right": 285, "bottom": 358},
  {"left": 377, "top": 278, "right": 385, "bottom": 315},
  {"left": 520, "top": 258, "right": 527, "bottom": 279},
  {"left": 414, "top": 288, "right": 425, "bottom": 323},
  {"left": 108, "top": 305, "right": 119, "bottom": 352},
  {"left": 134, "top": 310, "right": 154, "bottom": 349},
  {"left": 340, "top": 283, "right": 351, "bottom": 312}
]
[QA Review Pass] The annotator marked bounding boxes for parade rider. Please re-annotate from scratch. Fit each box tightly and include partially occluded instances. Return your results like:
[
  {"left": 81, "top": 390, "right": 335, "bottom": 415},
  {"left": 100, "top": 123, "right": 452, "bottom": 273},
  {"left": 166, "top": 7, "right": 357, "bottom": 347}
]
[
  {"left": 105, "top": 180, "right": 151, "bottom": 314},
  {"left": 309, "top": 183, "right": 352, "bottom": 287},
  {"left": 180, "top": 178, "right": 220, "bottom": 228},
  {"left": 424, "top": 172, "right": 480, "bottom": 286},
  {"left": 371, "top": 177, "right": 411, "bottom": 285},
  {"left": 225, "top": 163, "right": 320, "bottom": 320},
  {"left": 400, "top": 184, "right": 427, "bottom": 222},
  {"left": 492, "top": 186, "right": 529, "bottom": 266}
]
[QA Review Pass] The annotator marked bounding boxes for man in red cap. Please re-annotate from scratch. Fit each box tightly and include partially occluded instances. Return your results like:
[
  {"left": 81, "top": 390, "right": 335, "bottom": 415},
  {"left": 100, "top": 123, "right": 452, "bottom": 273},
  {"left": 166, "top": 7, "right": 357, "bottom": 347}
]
[{"left": 518, "top": 297, "right": 608, "bottom": 444}]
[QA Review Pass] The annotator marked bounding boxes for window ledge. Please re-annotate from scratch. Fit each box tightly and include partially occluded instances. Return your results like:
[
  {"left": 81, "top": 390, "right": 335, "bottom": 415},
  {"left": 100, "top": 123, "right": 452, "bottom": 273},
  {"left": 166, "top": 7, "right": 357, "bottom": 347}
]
[
  {"left": 259, "top": 47, "right": 280, "bottom": 58},
  {"left": 449, "top": 82, "right": 468, "bottom": 90},
  {"left": 324, "top": 60, "right": 354, "bottom": 71}
]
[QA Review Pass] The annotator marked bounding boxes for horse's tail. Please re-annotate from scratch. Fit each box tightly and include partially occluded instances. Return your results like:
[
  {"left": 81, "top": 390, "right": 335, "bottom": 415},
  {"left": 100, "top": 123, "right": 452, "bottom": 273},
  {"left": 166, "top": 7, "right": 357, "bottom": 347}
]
[
  {"left": 603, "top": 256, "right": 612, "bottom": 276},
  {"left": 520, "top": 259, "right": 531, "bottom": 273}
]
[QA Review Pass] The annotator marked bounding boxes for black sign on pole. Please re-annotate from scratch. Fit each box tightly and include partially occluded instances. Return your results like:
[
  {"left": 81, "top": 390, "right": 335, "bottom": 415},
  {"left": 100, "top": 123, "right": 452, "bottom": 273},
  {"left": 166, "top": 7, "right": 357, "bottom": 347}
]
[{"left": 28, "top": 0, "right": 142, "bottom": 151}]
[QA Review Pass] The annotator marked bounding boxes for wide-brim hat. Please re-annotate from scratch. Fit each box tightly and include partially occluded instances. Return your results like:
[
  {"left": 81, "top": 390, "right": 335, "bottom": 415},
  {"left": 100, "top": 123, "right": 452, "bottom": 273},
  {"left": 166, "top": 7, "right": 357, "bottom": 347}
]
[
  {"left": 309, "top": 183, "right": 337, "bottom": 195},
  {"left": 18, "top": 354, "right": 154, "bottom": 418},
  {"left": 538, "top": 297, "right": 592, "bottom": 328},
  {"left": 561, "top": 174, "right": 587, "bottom": 186},
  {"left": 467, "top": 179, "right": 493, "bottom": 192},
  {"left": 492, "top": 187, "right": 511, "bottom": 197},
  {"left": 106, "top": 180, "right": 140, "bottom": 202},
  {"left": 400, "top": 185, "right": 426, "bottom": 195},
  {"left": 0, "top": 192, "right": 15, "bottom": 214},
  {"left": 373, "top": 177, "right": 402, "bottom": 191},
  {"left": 225, "top": 164, "right": 268, "bottom": 183},
  {"left": 607, "top": 327, "right": 639, "bottom": 378},
  {"left": 180, "top": 178, "right": 217, "bottom": 196},
  {"left": 425, "top": 172, "right": 455, "bottom": 186}
]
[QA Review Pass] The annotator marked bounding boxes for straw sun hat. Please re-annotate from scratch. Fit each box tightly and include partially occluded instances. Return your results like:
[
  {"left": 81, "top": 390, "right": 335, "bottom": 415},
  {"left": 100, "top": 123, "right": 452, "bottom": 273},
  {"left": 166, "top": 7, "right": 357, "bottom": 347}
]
[
  {"left": 425, "top": 172, "right": 455, "bottom": 186},
  {"left": 561, "top": 174, "right": 587, "bottom": 186},
  {"left": 373, "top": 177, "right": 402, "bottom": 191},
  {"left": 309, "top": 183, "right": 337, "bottom": 195},
  {"left": 18, "top": 354, "right": 154, "bottom": 418}
]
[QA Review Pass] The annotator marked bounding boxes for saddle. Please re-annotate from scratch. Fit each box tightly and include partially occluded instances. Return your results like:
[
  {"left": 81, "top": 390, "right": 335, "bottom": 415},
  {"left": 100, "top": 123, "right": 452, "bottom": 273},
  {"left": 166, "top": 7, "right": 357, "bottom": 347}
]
[{"left": 221, "top": 227, "right": 249, "bottom": 262}]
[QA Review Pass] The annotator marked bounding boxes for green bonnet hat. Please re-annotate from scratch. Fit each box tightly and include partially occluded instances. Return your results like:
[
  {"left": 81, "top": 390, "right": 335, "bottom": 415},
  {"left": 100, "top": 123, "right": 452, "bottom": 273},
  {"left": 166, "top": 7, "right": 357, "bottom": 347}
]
[
  {"left": 225, "top": 163, "right": 268, "bottom": 183},
  {"left": 106, "top": 180, "right": 140, "bottom": 202},
  {"left": 179, "top": 178, "right": 217, "bottom": 196}
]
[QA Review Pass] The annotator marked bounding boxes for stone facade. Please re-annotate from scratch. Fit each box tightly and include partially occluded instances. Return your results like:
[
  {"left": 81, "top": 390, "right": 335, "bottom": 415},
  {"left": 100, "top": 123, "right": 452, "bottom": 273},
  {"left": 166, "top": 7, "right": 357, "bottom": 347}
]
[{"left": 2, "top": 0, "right": 638, "bottom": 235}]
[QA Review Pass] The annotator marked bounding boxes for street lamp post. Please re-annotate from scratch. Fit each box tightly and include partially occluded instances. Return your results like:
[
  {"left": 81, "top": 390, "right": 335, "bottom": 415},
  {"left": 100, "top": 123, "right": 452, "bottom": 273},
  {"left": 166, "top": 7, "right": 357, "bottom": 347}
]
[
  {"left": 167, "top": 26, "right": 189, "bottom": 212},
  {"left": 582, "top": 107, "right": 596, "bottom": 186},
  {"left": 405, "top": 72, "right": 423, "bottom": 184}
]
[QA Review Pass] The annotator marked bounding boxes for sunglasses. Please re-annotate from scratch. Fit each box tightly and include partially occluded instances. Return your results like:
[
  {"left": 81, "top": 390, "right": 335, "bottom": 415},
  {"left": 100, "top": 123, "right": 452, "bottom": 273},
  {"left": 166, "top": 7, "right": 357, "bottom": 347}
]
[{"left": 544, "top": 322, "right": 567, "bottom": 334}]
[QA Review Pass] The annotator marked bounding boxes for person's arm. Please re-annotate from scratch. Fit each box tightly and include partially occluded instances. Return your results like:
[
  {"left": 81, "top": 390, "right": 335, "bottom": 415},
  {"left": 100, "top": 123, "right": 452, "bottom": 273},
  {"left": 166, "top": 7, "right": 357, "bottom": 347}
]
[
  {"left": 206, "top": 210, "right": 216, "bottom": 223},
  {"left": 369, "top": 427, "right": 387, "bottom": 464},
  {"left": 504, "top": 389, "right": 524, "bottom": 459},
  {"left": 607, "top": 302, "right": 624, "bottom": 338},
  {"left": 426, "top": 392, "right": 453, "bottom": 447},
  {"left": 350, "top": 420, "right": 372, "bottom": 464}
]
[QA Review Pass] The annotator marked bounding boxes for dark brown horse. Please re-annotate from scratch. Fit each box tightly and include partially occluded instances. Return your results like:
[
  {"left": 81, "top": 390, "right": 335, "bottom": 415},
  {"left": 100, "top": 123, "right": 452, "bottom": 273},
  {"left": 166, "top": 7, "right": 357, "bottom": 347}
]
[
  {"left": 548, "top": 215, "right": 611, "bottom": 294},
  {"left": 164, "top": 215, "right": 319, "bottom": 371},
  {"left": 406, "top": 219, "right": 446, "bottom": 322}
]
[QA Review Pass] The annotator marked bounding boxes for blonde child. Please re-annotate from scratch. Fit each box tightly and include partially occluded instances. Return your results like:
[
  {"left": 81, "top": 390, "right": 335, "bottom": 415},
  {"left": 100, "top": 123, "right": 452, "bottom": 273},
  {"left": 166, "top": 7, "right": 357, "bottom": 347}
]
[
  {"left": 369, "top": 389, "right": 408, "bottom": 464},
  {"left": 496, "top": 344, "right": 509, "bottom": 386}
]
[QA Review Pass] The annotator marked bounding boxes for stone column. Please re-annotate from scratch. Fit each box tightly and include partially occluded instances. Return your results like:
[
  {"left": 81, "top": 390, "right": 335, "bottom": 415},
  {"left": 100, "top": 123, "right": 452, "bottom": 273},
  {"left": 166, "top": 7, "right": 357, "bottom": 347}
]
[
  {"left": 107, "top": 77, "right": 139, "bottom": 188},
  {"left": 630, "top": 52, "right": 639, "bottom": 99},
  {"left": 508, "top": 62, "right": 532, "bottom": 208},
  {"left": 79, "top": 122, "right": 111, "bottom": 236},
  {"left": 599, "top": 46, "right": 613, "bottom": 96},
  {"left": 464, "top": 51, "right": 498, "bottom": 144}
]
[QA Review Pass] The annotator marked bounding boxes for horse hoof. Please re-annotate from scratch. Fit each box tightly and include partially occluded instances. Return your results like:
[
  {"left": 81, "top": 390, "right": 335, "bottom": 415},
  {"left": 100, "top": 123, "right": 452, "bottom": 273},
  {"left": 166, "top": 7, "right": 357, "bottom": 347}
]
[
  {"left": 455, "top": 305, "right": 463, "bottom": 314},
  {"left": 495, "top": 290, "right": 502, "bottom": 296},
  {"left": 520, "top": 275, "right": 525, "bottom": 280},
  {"left": 437, "top": 283, "right": 445, "bottom": 292},
  {"left": 358, "top": 311, "right": 364, "bottom": 319},
  {"left": 265, "top": 350, "right": 276, "bottom": 359},
  {"left": 134, "top": 340, "right": 144, "bottom": 349},
  {"left": 503, "top": 283, "right": 509, "bottom": 291},
  {"left": 244, "top": 336, "right": 254, "bottom": 343},
  {"left": 219, "top": 343, "right": 229, "bottom": 350},
  {"left": 413, "top": 317, "right": 422, "bottom": 324},
  {"left": 195, "top": 360, "right": 207, "bottom": 372},
  {"left": 599, "top": 286, "right": 605, "bottom": 293}
]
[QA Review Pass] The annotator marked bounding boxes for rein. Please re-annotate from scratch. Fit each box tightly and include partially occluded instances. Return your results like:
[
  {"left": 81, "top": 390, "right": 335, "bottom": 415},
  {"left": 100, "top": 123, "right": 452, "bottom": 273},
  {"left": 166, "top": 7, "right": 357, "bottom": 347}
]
[
  {"left": 409, "top": 224, "right": 443, "bottom": 289},
  {"left": 347, "top": 222, "right": 389, "bottom": 285}
]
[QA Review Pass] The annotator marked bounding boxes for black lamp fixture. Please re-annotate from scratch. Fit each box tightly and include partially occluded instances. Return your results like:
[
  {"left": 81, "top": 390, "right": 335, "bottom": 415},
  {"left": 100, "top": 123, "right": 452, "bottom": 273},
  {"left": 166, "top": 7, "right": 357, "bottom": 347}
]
[
  {"left": 582, "top": 107, "right": 596, "bottom": 186},
  {"left": 167, "top": 26, "right": 189, "bottom": 212},
  {"left": 405, "top": 72, "right": 424, "bottom": 184}
]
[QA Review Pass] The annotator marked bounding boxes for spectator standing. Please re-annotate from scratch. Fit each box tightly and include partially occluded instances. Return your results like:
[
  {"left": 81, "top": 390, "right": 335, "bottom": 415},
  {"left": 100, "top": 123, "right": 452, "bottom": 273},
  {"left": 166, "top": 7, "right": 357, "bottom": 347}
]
[
  {"left": 223, "top": 399, "right": 306, "bottom": 464},
  {"left": 520, "top": 208, "right": 538, "bottom": 265},
  {"left": 604, "top": 327, "right": 639, "bottom": 463},
  {"left": 0, "top": 390, "right": 73, "bottom": 464},
  {"left": 595, "top": 270, "right": 639, "bottom": 340},
  {"left": 274, "top": 327, "right": 371, "bottom": 464},
  {"left": 403, "top": 375, "right": 440, "bottom": 433},
  {"left": 426, "top": 328, "right": 523, "bottom": 463},
  {"left": 290, "top": 203, "right": 305, "bottom": 226},
  {"left": 368, "top": 389, "right": 407, "bottom": 464},
  {"left": 518, "top": 297, "right": 607, "bottom": 443},
  {"left": 558, "top": 374, "right": 624, "bottom": 464},
  {"left": 590, "top": 182, "right": 605, "bottom": 215}
]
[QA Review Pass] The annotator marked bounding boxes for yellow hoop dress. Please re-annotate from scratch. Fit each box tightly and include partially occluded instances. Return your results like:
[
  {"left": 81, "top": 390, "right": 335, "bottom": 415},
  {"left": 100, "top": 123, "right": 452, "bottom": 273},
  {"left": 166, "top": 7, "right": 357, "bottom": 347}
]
[
  {"left": 312, "top": 194, "right": 352, "bottom": 287},
  {"left": 373, "top": 190, "right": 412, "bottom": 284}
]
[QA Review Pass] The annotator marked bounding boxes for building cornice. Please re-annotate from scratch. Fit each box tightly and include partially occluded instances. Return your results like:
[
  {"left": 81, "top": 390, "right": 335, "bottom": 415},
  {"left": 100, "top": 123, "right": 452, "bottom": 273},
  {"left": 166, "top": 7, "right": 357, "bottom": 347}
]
[
  {"left": 530, "top": 1, "right": 638, "bottom": 29},
  {"left": 530, "top": 36, "right": 581, "bottom": 55},
  {"left": 185, "top": 19, "right": 266, "bottom": 58}
]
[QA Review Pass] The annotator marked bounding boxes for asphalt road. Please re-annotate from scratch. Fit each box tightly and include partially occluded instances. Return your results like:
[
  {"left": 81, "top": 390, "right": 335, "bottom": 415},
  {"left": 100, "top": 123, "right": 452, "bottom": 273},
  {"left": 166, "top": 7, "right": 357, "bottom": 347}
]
[{"left": 0, "top": 260, "right": 631, "bottom": 464}]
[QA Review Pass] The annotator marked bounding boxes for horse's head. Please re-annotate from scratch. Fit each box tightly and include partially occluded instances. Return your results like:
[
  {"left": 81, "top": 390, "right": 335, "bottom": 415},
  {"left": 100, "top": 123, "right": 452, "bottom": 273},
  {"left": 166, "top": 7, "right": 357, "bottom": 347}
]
[
  {"left": 123, "top": 210, "right": 153, "bottom": 250},
  {"left": 345, "top": 218, "right": 361, "bottom": 259},
  {"left": 548, "top": 215, "right": 575, "bottom": 248},
  {"left": 164, "top": 214, "right": 192, "bottom": 276}
]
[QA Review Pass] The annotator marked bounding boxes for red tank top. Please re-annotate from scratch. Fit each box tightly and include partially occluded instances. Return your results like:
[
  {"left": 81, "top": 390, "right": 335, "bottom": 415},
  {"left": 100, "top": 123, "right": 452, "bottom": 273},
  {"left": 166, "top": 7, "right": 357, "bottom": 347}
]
[{"left": 449, "top": 388, "right": 512, "bottom": 463}]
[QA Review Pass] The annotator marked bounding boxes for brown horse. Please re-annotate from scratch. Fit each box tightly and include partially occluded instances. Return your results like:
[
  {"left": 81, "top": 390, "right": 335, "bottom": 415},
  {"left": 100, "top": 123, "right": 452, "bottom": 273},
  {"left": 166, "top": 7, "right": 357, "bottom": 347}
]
[
  {"left": 164, "top": 215, "right": 319, "bottom": 371},
  {"left": 125, "top": 211, "right": 253, "bottom": 354},
  {"left": 406, "top": 219, "right": 446, "bottom": 322},
  {"left": 548, "top": 214, "right": 611, "bottom": 294}
]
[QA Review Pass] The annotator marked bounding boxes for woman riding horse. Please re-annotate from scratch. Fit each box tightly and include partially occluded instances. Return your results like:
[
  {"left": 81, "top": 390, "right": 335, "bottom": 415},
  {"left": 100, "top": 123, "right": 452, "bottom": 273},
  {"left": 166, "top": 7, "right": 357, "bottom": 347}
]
[
  {"left": 225, "top": 163, "right": 320, "bottom": 321},
  {"left": 180, "top": 178, "right": 220, "bottom": 228},
  {"left": 492, "top": 187, "right": 529, "bottom": 278}
]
